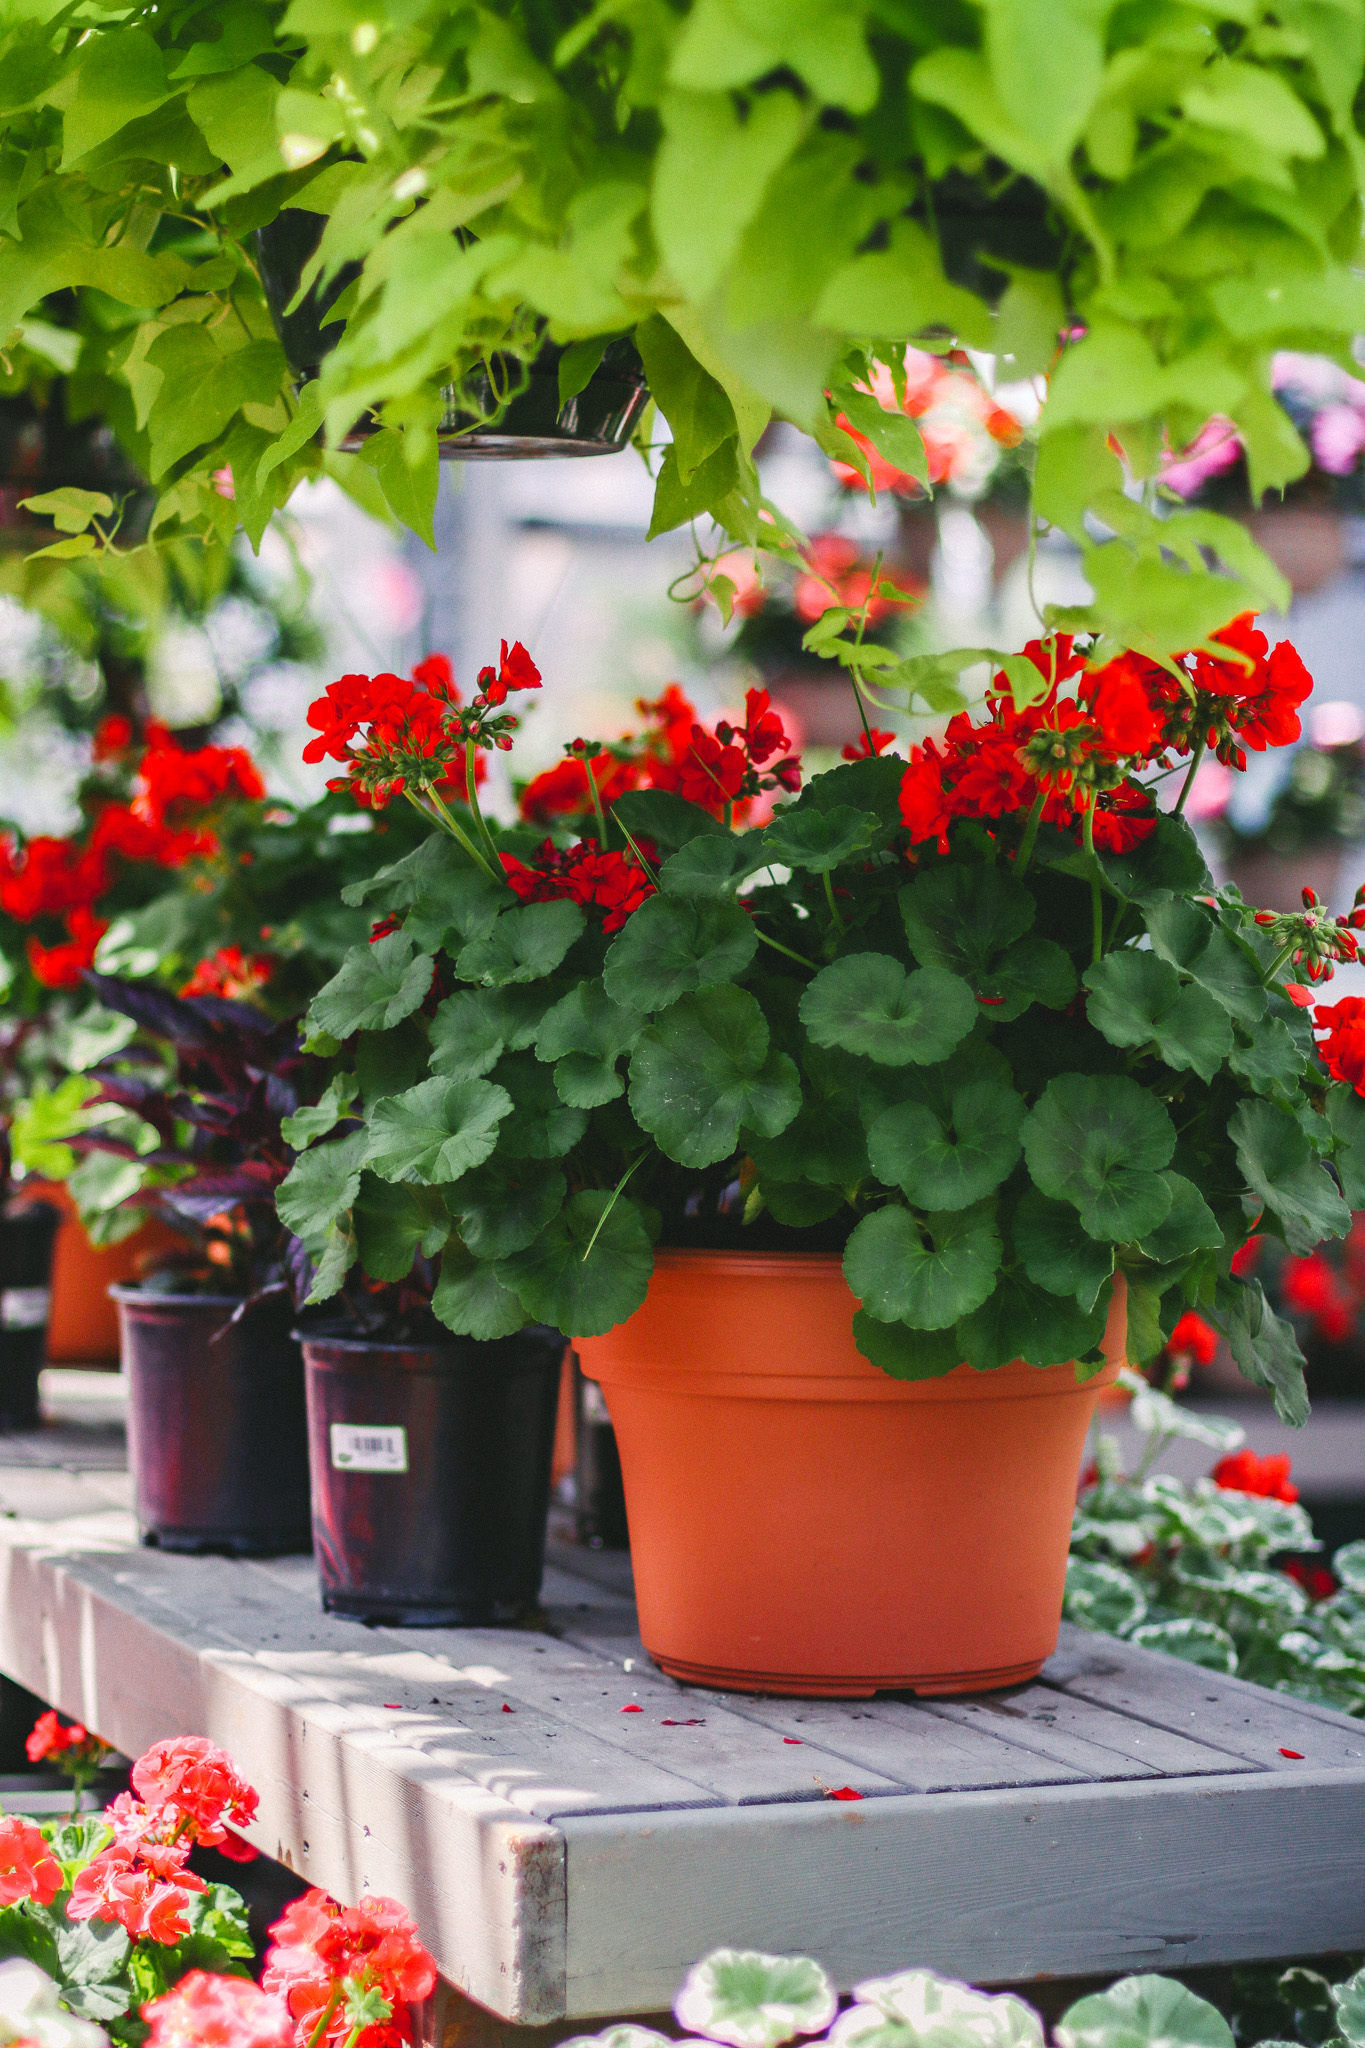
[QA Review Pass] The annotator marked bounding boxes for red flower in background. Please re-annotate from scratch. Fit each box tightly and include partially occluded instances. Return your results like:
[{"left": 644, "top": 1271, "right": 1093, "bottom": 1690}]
[
  {"left": 0, "top": 1817, "right": 62, "bottom": 1907},
  {"left": 92, "top": 713, "right": 133, "bottom": 760},
  {"left": 501, "top": 841, "right": 654, "bottom": 933},
  {"left": 1165, "top": 1312, "right": 1218, "bottom": 1366},
  {"left": 0, "top": 835, "right": 107, "bottom": 920},
  {"left": 1211, "top": 1449, "right": 1299, "bottom": 1503},
  {"left": 842, "top": 729, "right": 897, "bottom": 761},
  {"left": 26, "top": 905, "right": 109, "bottom": 989},
  {"left": 1281, "top": 1250, "right": 1356, "bottom": 1343},
  {"left": 144, "top": 1971, "right": 294, "bottom": 2048},
  {"left": 180, "top": 947, "right": 275, "bottom": 1001}
]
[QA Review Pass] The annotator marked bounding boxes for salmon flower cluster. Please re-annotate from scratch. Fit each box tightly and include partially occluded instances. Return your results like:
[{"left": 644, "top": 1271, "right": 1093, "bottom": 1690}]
[{"left": 262, "top": 1889, "right": 436, "bottom": 2048}]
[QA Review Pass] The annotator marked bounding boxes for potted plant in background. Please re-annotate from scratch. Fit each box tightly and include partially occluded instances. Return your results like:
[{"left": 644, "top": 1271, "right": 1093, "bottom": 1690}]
[{"left": 273, "top": 602, "right": 1363, "bottom": 1696}]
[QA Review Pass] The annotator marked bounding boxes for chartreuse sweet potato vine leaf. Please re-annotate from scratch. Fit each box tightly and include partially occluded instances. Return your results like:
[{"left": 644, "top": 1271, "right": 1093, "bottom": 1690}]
[
  {"left": 844, "top": 1201, "right": 1001, "bottom": 1331},
  {"left": 307, "top": 932, "right": 435, "bottom": 1040},
  {"left": 1056, "top": 1975, "right": 1233, "bottom": 2048},
  {"left": 362, "top": 1077, "right": 512, "bottom": 1186},
  {"left": 628, "top": 985, "right": 801, "bottom": 1169},
  {"left": 673, "top": 1950, "right": 838, "bottom": 2048},
  {"left": 1021, "top": 1075, "right": 1176, "bottom": 1243},
  {"left": 1229, "top": 1099, "right": 1350, "bottom": 1258},
  {"left": 866, "top": 1076, "right": 1025, "bottom": 1212},
  {"left": 456, "top": 902, "right": 585, "bottom": 987},
  {"left": 602, "top": 893, "right": 758, "bottom": 1011},
  {"left": 799, "top": 955, "right": 976, "bottom": 1067},
  {"left": 1082, "top": 952, "right": 1232, "bottom": 1082},
  {"left": 499, "top": 1190, "right": 654, "bottom": 1338}
]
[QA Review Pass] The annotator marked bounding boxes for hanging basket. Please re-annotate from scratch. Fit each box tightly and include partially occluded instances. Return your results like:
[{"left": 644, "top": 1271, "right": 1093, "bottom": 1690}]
[{"left": 254, "top": 212, "right": 650, "bottom": 460}]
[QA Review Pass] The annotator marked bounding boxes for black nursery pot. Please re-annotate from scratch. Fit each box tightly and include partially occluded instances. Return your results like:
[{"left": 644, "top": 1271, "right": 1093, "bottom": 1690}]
[
  {"left": 111, "top": 1288, "right": 311, "bottom": 1555},
  {"left": 299, "top": 1326, "right": 566, "bottom": 1625},
  {"left": 0, "top": 1201, "right": 62, "bottom": 1428},
  {"left": 254, "top": 214, "right": 649, "bottom": 458},
  {"left": 573, "top": 1354, "right": 629, "bottom": 1550}
]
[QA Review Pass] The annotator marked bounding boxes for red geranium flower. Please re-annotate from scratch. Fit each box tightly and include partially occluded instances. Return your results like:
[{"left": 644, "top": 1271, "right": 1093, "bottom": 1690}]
[
  {"left": 1314, "top": 996, "right": 1365, "bottom": 1093},
  {"left": 1164, "top": 1311, "right": 1218, "bottom": 1367},
  {"left": 1211, "top": 1448, "right": 1299, "bottom": 1503},
  {"left": 180, "top": 947, "right": 275, "bottom": 1001},
  {"left": 26, "top": 906, "right": 109, "bottom": 989},
  {"left": 477, "top": 639, "right": 541, "bottom": 708},
  {"left": 679, "top": 724, "right": 747, "bottom": 810},
  {"left": 92, "top": 713, "right": 134, "bottom": 760},
  {"left": 0, "top": 1817, "right": 62, "bottom": 1907},
  {"left": 842, "top": 729, "right": 896, "bottom": 761},
  {"left": 144, "top": 1971, "right": 295, "bottom": 2048}
]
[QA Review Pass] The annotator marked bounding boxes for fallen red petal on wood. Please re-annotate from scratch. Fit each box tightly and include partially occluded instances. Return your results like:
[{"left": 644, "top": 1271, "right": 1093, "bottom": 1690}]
[
  {"left": 620, "top": 1703, "right": 643, "bottom": 1713},
  {"left": 826, "top": 1786, "right": 863, "bottom": 1800},
  {"left": 1279, "top": 1747, "right": 1304, "bottom": 1759},
  {"left": 383, "top": 1704, "right": 400, "bottom": 1709},
  {"left": 783, "top": 1737, "right": 804, "bottom": 1745},
  {"left": 661, "top": 1718, "right": 705, "bottom": 1726},
  {"left": 501, "top": 1704, "right": 514, "bottom": 1713}
]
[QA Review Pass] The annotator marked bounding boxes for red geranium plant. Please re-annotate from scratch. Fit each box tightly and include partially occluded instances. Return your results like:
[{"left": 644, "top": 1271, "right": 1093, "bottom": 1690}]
[{"left": 276, "top": 616, "right": 1365, "bottom": 1427}]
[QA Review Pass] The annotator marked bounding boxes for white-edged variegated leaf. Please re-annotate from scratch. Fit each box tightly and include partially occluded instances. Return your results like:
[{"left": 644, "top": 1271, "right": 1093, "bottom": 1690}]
[
  {"left": 559, "top": 2030, "right": 676, "bottom": 2048},
  {"left": 675, "top": 1951, "right": 837, "bottom": 2048},
  {"left": 850, "top": 1972, "right": 1043, "bottom": 2048},
  {"left": 1058, "top": 1974, "right": 1234, "bottom": 2048},
  {"left": 1119, "top": 1370, "right": 1245, "bottom": 1453}
]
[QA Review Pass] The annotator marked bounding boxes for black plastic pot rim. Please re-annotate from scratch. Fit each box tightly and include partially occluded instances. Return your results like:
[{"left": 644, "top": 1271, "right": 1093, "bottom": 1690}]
[{"left": 295, "top": 1328, "right": 564, "bottom": 1355}]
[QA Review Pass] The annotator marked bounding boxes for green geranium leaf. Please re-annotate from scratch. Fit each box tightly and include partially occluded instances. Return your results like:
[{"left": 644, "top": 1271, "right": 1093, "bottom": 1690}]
[
  {"left": 430, "top": 985, "right": 558, "bottom": 1082},
  {"left": 450, "top": 1160, "right": 567, "bottom": 1260},
  {"left": 1082, "top": 951, "right": 1232, "bottom": 1081},
  {"left": 851, "top": 1310, "right": 961, "bottom": 1380},
  {"left": 405, "top": 865, "right": 512, "bottom": 954},
  {"left": 799, "top": 955, "right": 976, "bottom": 1066},
  {"left": 1144, "top": 897, "right": 1267, "bottom": 1026},
  {"left": 456, "top": 900, "right": 585, "bottom": 986},
  {"left": 536, "top": 982, "right": 643, "bottom": 1108},
  {"left": 1058, "top": 1977, "right": 1233, "bottom": 2048},
  {"left": 494, "top": 1055, "right": 590, "bottom": 1158},
  {"left": 629, "top": 985, "right": 801, "bottom": 1168},
  {"left": 749, "top": 1096, "right": 868, "bottom": 1188},
  {"left": 1229, "top": 1015, "right": 1305, "bottom": 1098},
  {"left": 758, "top": 804, "right": 879, "bottom": 873},
  {"left": 761, "top": 1181, "right": 847, "bottom": 1226},
  {"left": 1328, "top": 1084, "right": 1365, "bottom": 1208},
  {"left": 1011, "top": 1187, "right": 1114, "bottom": 1309},
  {"left": 844, "top": 1201, "right": 1001, "bottom": 1330},
  {"left": 1332, "top": 1970, "right": 1365, "bottom": 2048},
  {"left": 357, "top": 1018, "right": 429, "bottom": 1105},
  {"left": 1230, "top": 1098, "right": 1350, "bottom": 1256},
  {"left": 1021, "top": 1074, "right": 1176, "bottom": 1242},
  {"left": 659, "top": 835, "right": 763, "bottom": 895},
  {"left": 432, "top": 1242, "right": 529, "bottom": 1340},
  {"left": 866, "top": 1075, "right": 1025, "bottom": 1210},
  {"left": 362, "top": 1077, "right": 512, "bottom": 1186},
  {"left": 1212, "top": 1276, "right": 1310, "bottom": 1426},
  {"left": 957, "top": 1270, "right": 1109, "bottom": 1370},
  {"left": 1128, "top": 1619, "right": 1240, "bottom": 1674},
  {"left": 978, "top": 934, "right": 1078, "bottom": 1022},
  {"left": 602, "top": 892, "right": 757, "bottom": 1011},
  {"left": 790, "top": 753, "right": 903, "bottom": 828},
  {"left": 674, "top": 1950, "right": 838, "bottom": 2048},
  {"left": 500, "top": 1190, "right": 654, "bottom": 1337},
  {"left": 353, "top": 1175, "right": 450, "bottom": 1281},
  {"left": 276, "top": 1129, "right": 367, "bottom": 1256},
  {"left": 281, "top": 1073, "right": 359, "bottom": 1149},
  {"left": 1063, "top": 1558, "right": 1148, "bottom": 1636},
  {"left": 307, "top": 932, "right": 434, "bottom": 1039},
  {"left": 612, "top": 788, "right": 728, "bottom": 851},
  {"left": 1095, "top": 815, "right": 1213, "bottom": 906},
  {"left": 1136, "top": 1173, "right": 1222, "bottom": 1263},
  {"left": 900, "top": 863, "right": 1034, "bottom": 975}
]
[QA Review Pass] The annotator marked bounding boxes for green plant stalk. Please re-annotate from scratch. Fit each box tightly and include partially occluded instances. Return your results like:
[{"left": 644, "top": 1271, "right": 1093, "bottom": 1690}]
[
  {"left": 1174, "top": 732, "right": 1207, "bottom": 817},
  {"left": 612, "top": 813, "right": 661, "bottom": 885},
  {"left": 306, "top": 1987, "right": 344, "bottom": 2048},
  {"left": 754, "top": 925, "right": 817, "bottom": 970},
  {"left": 1013, "top": 787, "right": 1048, "bottom": 879},
  {"left": 846, "top": 554, "right": 881, "bottom": 754},
  {"left": 581, "top": 1153, "right": 646, "bottom": 1264},
  {"left": 822, "top": 868, "right": 846, "bottom": 933},
  {"left": 415, "top": 783, "right": 501, "bottom": 886},
  {"left": 1261, "top": 938, "right": 1299, "bottom": 987},
  {"left": 465, "top": 738, "right": 503, "bottom": 866},
  {"left": 1082, "top": 795, "right": 1103, "bottom": 966},
  {"left": 581, "top": 751, "right": 612, "bottom": 849}
]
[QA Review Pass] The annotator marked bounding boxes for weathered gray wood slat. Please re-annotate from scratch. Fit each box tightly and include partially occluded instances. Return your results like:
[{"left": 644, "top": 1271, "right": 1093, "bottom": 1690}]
[
  {"left": 924, "top": 1684, "right": 1260, "bottom": 1779},
  {"left": 1043, "top": 1626, "right": 1365, "bottom": 1766},
  {"left": 708, "top": 1695, "right": 1091, "bottom": 1792}
]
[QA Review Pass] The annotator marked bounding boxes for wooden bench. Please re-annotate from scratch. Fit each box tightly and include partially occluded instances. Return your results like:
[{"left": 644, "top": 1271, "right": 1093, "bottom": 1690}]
[{"left": 0, "top": 1417, "right": 1360, "bottom": 2026}]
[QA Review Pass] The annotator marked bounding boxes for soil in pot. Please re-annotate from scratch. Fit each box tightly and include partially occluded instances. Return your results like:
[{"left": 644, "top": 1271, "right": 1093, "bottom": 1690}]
[
  {"left": 578, "top": 1251, "right": 1126, "bottom": 1698},
  {"left": 112, "top": 1286, "right": 311, "bottom": 1555},
  {"left": 0, "top": 1200, "right": 61, "bottom": 1428},
  {"left": 300, "top": 1324, "right": 566, "bottom": 1625},
  {"left": 254, "top": 214, "right": 649, "bottom": 458}
]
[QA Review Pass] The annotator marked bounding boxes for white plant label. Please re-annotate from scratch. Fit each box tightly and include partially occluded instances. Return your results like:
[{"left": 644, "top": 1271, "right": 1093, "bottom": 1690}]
[
  {"left": 330, "top": 1424, "right": 408, "bottom": 1473},
  {"left": 0, "top": 1288, "right": 50, "bottom": 1330}
]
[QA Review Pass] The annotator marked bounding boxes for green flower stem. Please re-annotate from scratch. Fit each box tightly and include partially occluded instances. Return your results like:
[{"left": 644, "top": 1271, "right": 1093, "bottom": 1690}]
[
  {"left": 846, "top": 555, "right": 880, "bottom": 753},
  {"left": 723, "top": 799, "right": 734, "bottom": 831},
  {"left": 410, "top": 787, "right": 502, "bottom": 886},
  {"left": 1173, "top": 732, "right": 1207, "bottom": 817},
  {"left": 611, "top": 813, "right": 661, "bottom": 885},
  {"left": 822, "top": 868, "right": 846, "bottom": 933},
  {"left": 306, "top": 1988, "right": 343, "bottom": 2048},
  {"left": 1013, "top": 787, "right": 1048, "bottom": 879},
  {"left": 581, "top": 1154, "right": 647, "bottom": 1264},
  {"left": 754, "top": 925, "right": 817, "bottom": 970},
  {"left": 582, "top": 752, "right": 612, "bottom": 849},
  {"left": 1082, "top": 796, "right": 1103, "bottom": 966},
  {"left": 465, "top": 738, "right": 503, "bottom": 866},
  {"left": 1261, "top": 938, "right": 1299, "bottom": 987}
]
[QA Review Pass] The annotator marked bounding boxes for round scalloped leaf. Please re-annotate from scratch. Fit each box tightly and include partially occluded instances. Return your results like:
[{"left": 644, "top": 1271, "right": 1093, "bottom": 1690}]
[
  {"left": 898, "top": 864, "right": 1034, "bottom": 976},
  {"left": 758, "top": 804, "right": 879, "bottom": 873},
  {"left": 866, "top": 1075, "right": 1024, "bottom": 1209},
  {"left": 1021, "top": 1074, "right": 1176, "bottom": 1242},
  {"left": 276, "top": 1129, "right": 368, "bottom": 1256},
  {"left": 1333, "top": 1540, "right": 1365, "bottom": 1596},
  {"left": 499, "top": 1190, "right": 653, "bottom": 1337},
  {"left": 1058, "top": 1977, "right": 1234, "bottom": 2048},
  {"left": 1230, "top": 1098, "right": 1351, "bottom": 1258},
  {"left": 353, "top": 1176, "right": 451, "bottom": 1281},
  {"left": 1082, "top": 951, "right": 1232, "bottom": 1080},
  {"left": 673, "top": 1950, "right": 838, "bottom": 2048},
  {"left": 449, "top": 1160, "right": 567, "bottom": 1260},
  {"left": 1011, "top": 1187, "right": 1114, "bottom": 1308},
  {"left": 1127, "top": 1618, "right": 1239, "bottom": 1675},
  {"left": 844, "top": 1202, "right": 1001, "bottom": 1331},
  {"left": 629, "top": 985, "right": 801, "bottom": 1169},
  {"left": 851, "top": 1970, "right": 1043, "bottom": 2048},
  {"left": 493, "top": 1054, "right": 590, "bottom": 1159},
  {"left": 1333, "top": 1969, "right": 1365, "bottom": 2048},
  {"left": 749, "top": 1096, "right": 868, "bottom": 1188},
  {"left": 535, "top": 982, "right": 642, "bottom": 1106},
  {"left": 602, "top": 892, "right": 758, "bottom": 1011},
  {"left": 431, "top": 986, "right": 557, "bottom": 1081},
  {"left": 851, "top": 1310, "right": 961, "bottom": 1380},
  {"left": 456, "top": 900, "right": 585, "bottom": 986},
  {"left": 1135, "top": 1173, "right": 1223, "bottom": 1264},
  {"left": 956, "top": 1270, "right": 1109, "bottom": 1370},
  {"left": 1062, "top": 1558, "right": 1149, "bottom": 1636},
  {"left": 560, "top": 2031, "right": 676, "bottom": 2048},
  {"left": 432, "top": 1242, "right": 530, "bottom": 1340},
  {"left": 976, "top": 934, "right": 1077, "bottom": 1022},
  {"left": 800, "top": 955, "right": 976, "bottom": 1067},
  {"left": 307, "top": 932, "right": 435, "bottom": 1039},
  {"left": 660, "top": 834, "right": 766, "bottom": 896},
  {"left": 361, "top": 1077, "right": 512, "bottom": 1186}
]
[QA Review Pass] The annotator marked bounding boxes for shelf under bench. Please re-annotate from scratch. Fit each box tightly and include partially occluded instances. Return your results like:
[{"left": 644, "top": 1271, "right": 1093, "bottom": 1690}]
[{"left": 0, "top": 1433, "right": 1360, "bottom": 2025}]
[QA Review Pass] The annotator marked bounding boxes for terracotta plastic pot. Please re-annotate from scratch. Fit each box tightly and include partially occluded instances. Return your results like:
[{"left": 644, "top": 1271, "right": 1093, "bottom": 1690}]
[
  {"left": 29, "top": 1182, "right": 186, "bottom": 1363},
  {"left": 113, "top": 1287, "right": 311, "bottom": 1554},
  {"left": 578, "top": 1252, "right": 1126, "bottom": 1698}
]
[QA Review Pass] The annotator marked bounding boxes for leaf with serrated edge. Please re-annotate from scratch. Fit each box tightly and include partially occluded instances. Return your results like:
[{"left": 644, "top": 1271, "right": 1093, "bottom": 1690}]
[
  {"left": 629, "top": 985, "right": 801, "bottom": 1168},
  {"left": 844, "top": 1201, "right": 1001, "bottom": 1330},
  {"left": 800, "top": 954, "right": 976, "bottom": 1066},
  {"left": 1021, "top": 1073, "right": 1176, "bottom": 1243},
  {"left": 362, "top": 1077, "right": 511, "bottom": 1185}
]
